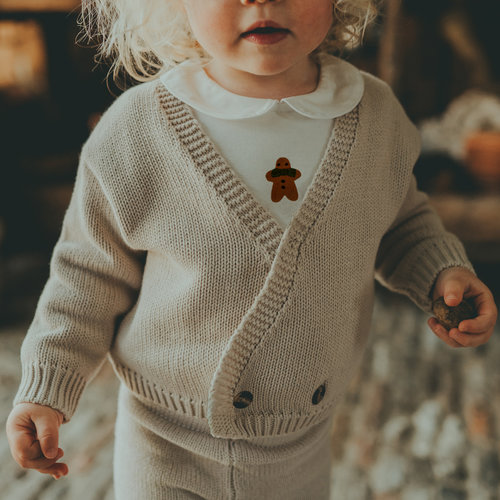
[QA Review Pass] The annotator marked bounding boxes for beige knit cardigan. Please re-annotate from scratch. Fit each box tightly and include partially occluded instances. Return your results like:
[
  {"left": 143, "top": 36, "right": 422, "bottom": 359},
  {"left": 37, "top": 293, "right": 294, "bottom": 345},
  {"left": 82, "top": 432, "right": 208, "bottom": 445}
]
[{"left": 14, "top": 72, "right": 473, "bottom": 439}]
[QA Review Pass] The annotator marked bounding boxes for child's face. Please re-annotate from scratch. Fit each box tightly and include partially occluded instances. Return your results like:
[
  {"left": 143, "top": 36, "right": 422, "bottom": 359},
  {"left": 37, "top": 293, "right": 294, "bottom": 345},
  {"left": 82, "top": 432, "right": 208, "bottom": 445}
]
[{"left": 182, "top": 0, "right": 333, "bottom": 94}]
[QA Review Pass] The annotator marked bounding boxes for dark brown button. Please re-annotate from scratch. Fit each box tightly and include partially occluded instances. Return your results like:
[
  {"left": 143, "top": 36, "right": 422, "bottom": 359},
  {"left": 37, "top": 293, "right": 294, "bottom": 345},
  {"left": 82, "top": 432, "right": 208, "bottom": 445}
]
[
  {"left": 312, "top": 384, "right": 326, "bottom": 405},
  {"left": 233, "top": 391, "right": 253, "bottom": 409}
]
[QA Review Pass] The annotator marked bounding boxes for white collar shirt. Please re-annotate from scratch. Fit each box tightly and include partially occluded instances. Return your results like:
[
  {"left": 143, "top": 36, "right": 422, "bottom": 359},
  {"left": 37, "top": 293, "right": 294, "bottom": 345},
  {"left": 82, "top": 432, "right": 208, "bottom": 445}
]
[{"left": 160, "top": 53, "right": 365, "bottom": 229}]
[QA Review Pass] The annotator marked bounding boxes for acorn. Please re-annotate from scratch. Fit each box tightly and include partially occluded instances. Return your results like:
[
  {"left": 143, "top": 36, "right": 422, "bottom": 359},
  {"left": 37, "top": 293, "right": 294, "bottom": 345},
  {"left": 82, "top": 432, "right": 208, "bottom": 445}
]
[{"left": 432, "top": 297, "right": 477, "bottom": 330}]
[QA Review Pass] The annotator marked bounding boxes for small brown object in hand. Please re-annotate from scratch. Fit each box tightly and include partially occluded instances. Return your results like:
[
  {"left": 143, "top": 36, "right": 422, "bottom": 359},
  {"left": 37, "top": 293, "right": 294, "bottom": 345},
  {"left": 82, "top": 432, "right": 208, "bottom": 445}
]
[{"left": 432, "top": 297, "right": 477, "bottom": 330}]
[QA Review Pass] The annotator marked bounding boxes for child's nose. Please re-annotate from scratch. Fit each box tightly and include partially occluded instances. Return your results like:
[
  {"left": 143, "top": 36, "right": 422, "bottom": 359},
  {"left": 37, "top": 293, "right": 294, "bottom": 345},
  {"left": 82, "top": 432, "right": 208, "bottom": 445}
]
[{"left": 240, "top": 0, "right": 281, "bottom": 5}]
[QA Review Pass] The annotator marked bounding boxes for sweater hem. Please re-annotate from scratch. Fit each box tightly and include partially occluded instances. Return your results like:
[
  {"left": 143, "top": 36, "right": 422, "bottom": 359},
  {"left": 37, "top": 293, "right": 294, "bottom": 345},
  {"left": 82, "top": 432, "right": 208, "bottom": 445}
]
[
  {"left": 113, "top": 362, "right": 208, "bottom": 419},
  {"left": 113, "top": 361, "right": 338, "bottom": 438},
  {"left": 210, "top": 400, "right": 338, "bottom": 439}
]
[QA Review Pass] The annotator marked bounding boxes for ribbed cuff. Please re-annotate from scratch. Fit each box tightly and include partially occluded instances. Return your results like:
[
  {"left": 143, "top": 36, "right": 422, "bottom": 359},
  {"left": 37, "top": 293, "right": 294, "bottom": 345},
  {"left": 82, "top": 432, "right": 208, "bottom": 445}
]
[
  {"left": 13, "top": 363, "right": 87, "bottom": 423},
  {"left": 390, "top": 235, "right": 475, "bottom": 314}
]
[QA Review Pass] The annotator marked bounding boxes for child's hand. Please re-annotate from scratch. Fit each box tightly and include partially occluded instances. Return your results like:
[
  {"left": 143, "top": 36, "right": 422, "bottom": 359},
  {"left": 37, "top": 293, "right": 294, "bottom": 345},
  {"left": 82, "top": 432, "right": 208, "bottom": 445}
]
[
  {"left": 6, "top": 402, "right": 68, "bottom": 480},
  {"left": 428, "top": 266, "right": 498, "bottom": 348}
]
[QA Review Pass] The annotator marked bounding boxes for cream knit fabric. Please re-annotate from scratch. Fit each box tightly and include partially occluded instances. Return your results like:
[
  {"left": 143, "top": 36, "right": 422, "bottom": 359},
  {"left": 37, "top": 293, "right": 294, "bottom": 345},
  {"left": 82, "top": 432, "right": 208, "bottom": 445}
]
[
  {"left": 14, "top": 71, "right": 474, "bottom": 440},
  {"left": 113, "top": 385, "right": 334, "bottom": 499}
]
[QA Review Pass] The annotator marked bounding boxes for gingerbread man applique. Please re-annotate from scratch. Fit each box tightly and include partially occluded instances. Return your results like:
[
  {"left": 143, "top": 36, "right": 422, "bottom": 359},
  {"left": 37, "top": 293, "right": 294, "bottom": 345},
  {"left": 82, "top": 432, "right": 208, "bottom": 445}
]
[{"left": 265, "top": 157, "right": 302, "bottom": 202}]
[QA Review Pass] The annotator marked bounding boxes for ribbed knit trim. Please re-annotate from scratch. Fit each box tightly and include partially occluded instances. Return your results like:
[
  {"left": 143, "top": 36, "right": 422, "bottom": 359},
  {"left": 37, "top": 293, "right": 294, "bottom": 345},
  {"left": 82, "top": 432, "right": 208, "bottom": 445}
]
[
  {"left": 113, "top": 361, "right": 339, "bottom": 437},
  {"left": 392, "top": 235, "right": 475, "bottom": 313},
  {"left": 13, "top": 363, "right": 86, "bottom": 422},
  {"left": 155, "top": 82, "right": 360, "bottom": 437},
  {"left": 113, "top": 362, "right": 207, "bottom": 419},
  {"left": 210, "top": 399, "right": 340, "bottom": 438},
  {"left": 189, "top": 101, "right": 357, "bottom": 437},
  {"left": 156, "top": 84, "right": 284, "bottom": 265}
]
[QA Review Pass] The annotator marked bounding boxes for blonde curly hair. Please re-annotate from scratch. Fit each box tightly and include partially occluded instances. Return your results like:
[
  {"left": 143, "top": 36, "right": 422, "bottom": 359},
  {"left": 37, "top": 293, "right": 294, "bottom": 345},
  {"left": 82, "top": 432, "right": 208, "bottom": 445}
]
[{"left": 78, "top": 0, "right": 379, "bottom": 87}]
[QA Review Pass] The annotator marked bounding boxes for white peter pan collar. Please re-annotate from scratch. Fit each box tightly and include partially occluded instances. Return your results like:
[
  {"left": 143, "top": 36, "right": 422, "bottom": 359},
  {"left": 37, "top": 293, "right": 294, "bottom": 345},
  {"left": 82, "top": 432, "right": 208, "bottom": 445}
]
[{"left": 159, "top": 52, "right": 364, "bottom": 120}]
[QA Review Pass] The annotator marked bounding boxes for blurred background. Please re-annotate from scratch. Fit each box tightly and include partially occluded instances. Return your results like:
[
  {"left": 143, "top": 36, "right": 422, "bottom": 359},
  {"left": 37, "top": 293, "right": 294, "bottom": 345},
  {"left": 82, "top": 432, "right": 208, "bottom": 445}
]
[{"left": 0, "top": 0, "right": 499, "bottom": 499}]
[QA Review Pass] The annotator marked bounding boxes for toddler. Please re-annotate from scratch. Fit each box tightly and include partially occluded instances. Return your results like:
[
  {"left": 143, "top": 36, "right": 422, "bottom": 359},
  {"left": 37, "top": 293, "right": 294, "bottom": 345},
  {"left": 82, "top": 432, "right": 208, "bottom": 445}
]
[{"left": 6, "top": 0, "right": 498, "bottom": 498}]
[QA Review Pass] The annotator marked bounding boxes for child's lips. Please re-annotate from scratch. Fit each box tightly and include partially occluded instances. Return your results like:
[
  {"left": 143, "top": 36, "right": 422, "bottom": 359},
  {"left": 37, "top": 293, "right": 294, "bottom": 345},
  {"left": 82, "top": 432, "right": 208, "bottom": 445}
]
[{"left": 241, "top": 21, "right": 290, "bottom": 45}]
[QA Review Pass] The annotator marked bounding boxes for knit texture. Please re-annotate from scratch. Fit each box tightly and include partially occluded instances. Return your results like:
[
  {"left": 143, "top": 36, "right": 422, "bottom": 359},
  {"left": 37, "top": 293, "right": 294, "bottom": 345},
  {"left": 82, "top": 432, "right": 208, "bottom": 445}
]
[
  {"left": 113, "top": 385, "right": 333, "bottom": 499},
  {"left": 190, "top": 103, "right": 334, "bottom": 229},
  {"left": 14, "top": 72, "right": 474, "bottom": 439}
]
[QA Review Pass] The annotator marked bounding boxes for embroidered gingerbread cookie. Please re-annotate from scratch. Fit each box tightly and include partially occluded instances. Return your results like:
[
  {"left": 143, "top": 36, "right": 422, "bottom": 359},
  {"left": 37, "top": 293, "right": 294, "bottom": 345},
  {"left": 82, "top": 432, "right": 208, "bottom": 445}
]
[{"left": 265, "top": 157, "right": 302, "bottom": 202}]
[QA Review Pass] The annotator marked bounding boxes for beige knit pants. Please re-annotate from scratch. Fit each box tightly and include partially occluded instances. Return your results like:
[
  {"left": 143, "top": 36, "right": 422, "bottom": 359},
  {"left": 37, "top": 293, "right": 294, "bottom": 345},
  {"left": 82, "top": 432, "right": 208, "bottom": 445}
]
[{"left": 113, "top": 384, "right": 333, "bottom": 499}]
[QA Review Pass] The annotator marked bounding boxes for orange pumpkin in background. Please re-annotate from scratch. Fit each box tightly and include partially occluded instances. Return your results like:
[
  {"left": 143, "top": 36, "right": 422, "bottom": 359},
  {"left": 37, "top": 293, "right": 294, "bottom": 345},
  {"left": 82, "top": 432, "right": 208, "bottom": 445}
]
[{"left": 464, "top": 131, "right": 500, "bottom": 192}]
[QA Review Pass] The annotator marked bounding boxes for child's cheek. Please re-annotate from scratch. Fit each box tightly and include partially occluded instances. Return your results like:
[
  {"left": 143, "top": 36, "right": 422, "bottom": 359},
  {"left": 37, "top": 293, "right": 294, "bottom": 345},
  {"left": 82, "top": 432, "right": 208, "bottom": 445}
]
[
  {"left": 192, "top": 16, "right": 233, "bottom": 52},
  {"left": 297, "top": 3, "right": 333, "bottom": 44}
]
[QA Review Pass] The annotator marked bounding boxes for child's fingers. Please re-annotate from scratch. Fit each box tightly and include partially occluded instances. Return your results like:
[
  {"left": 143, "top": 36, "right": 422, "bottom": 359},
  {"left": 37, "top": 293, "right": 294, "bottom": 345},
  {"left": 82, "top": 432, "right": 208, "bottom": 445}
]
[
  {"left": 429, "top": 317, "right": 490, "bottom": 348},
  {"left": 428, "top": 317, "right": 463, "bottom": 348},
  {"left": 442, "top": 279, "right": 464, "bottom": 306},
  {"left": 6, "top": 420, "right": 46, "bottom": 466},
  {"left": 31, "top": 413, "right": 61, "bottom": 459},
  {"left": 37, "top": 460, "right": 69, "bottom": 478},
  {"left": 458, "top": 314, "right": 494, "bottom": 334},
  {"left": 15, "top": 446, "right": 64, "bottom": 470},
  {"left": 7, "top": 425, "right": 37, "bottom": 460},
  {"left": 448, "top": 329, "right": 490, "bottom": 348},
  {"left": 459, "top": 292, "right": 498, "bottom": 334},
  {"left": 6, "top": 403, "right": 66, "bottom": 476}
]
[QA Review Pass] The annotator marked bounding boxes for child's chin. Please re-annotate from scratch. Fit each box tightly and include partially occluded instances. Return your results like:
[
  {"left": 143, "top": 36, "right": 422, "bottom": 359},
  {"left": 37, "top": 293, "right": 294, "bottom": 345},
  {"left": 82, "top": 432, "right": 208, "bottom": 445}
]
[{"left": 242, "top": 57, "right": 296, "bottom": 77}]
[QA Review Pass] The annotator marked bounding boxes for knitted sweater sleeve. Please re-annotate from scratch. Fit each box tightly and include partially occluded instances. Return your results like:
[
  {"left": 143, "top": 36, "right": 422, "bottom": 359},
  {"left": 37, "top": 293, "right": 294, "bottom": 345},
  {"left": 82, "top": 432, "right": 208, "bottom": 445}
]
[
  {"left": 374, "top": 173, "right": 475, "bottom": 313},
  {"left": 13, "top": 154, "right": 145, "bottom": 422}
]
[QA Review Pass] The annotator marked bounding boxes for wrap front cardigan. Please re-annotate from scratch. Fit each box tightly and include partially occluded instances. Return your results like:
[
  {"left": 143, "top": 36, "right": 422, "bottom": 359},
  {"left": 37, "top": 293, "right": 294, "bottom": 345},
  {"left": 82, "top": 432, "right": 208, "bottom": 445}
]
[{"left": 14, "top": 71, "right": 473, "bottom": 439}]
